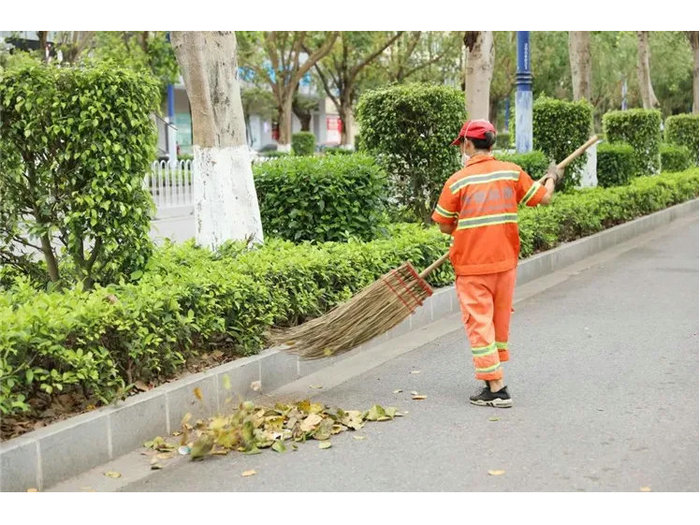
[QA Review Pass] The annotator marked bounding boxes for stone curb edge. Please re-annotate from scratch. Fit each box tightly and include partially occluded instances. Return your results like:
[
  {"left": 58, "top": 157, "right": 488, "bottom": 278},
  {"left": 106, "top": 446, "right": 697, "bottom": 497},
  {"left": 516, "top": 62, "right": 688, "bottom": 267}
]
[{"left": 1, "top": 198, "right": 697, "bottom": 491}]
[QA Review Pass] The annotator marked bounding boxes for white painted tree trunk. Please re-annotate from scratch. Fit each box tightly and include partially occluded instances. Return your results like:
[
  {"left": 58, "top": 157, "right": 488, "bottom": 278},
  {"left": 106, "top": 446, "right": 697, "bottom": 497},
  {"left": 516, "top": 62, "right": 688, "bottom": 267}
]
[
  {"left": 636, "top": 31, "right": 659, "bottom": 109},
  {"left": 569, "top": 31, "right": 592, "bottom": 102},
  {"left": 464, "top": 31, "right": 494, "bottom": 120},
  {"left": 171, "top": 31, "right": 264, "bottom": 249}
]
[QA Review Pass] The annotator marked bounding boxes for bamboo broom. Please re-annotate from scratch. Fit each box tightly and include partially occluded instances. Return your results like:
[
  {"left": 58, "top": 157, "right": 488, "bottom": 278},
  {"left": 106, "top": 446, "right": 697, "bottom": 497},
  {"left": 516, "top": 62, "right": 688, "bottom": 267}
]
[{"left": 273, "top": 135, "right": 599, "bottom": 360}]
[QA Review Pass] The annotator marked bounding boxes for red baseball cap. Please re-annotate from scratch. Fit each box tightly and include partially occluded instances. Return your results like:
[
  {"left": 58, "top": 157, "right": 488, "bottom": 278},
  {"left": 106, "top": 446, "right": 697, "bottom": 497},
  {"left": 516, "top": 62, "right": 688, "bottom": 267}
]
[{"left": 450, "top": 119, "right": 497, "bottom": 146}]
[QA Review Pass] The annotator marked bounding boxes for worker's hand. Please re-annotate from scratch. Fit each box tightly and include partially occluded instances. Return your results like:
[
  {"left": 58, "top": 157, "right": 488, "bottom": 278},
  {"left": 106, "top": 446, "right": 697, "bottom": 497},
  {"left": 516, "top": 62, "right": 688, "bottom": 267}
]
[{"left": 543, "top": 161, "right": 564, "bottom": 184}]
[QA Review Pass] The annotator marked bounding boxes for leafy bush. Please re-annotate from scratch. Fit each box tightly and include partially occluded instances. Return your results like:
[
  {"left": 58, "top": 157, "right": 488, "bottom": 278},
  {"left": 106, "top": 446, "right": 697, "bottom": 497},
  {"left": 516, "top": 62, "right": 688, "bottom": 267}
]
[
  {"left": 496, "top": 131, "right": 511, "bottom": 150},
  {"left": 596, "top": 142, "right": 637, "bottom": 187},
  {"left": 0, "top": 223, "right": 452, "bottom": 416},
  {"left": 253, "top": 154, "right": 389, "bottom": 242},
  {"left": 494, "top": 150, "right": 550, "bottom": 180},
  {"left": 259, "top": 150, "right": 290, "bottom": 158},
  {"left": 291, "top": 131, "right": 316, "bottom": 156},
  {"left": 665, "top": 113, "right": 698, "bottom": 165},
  {"left": 0, "top": 62, "right": 158, "bottom": 289},
  {"left": 517, "top": 168, "right": 698, "bottom": 258},
  {"left": 603, "top": 108, "right": 662, "bottom": 175},
  {"left": 323, "top": 147, "right": 354, "bottom": 155},
  {"left": 356, "top": 83, "right": 466, "bottom": 223},
  {"left": 2, "top": 169, "right": 698, "bottom": 417},
  {"left": 533, "top": 96, "right": 594, "bottom": 190},
  {"left": 660, "top": 143, "right": 692, "bottom": 172}
]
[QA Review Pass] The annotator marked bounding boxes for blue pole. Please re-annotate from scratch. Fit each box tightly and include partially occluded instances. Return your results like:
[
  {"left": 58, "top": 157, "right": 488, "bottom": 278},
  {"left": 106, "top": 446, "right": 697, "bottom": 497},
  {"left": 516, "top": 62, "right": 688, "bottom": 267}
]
[{"left": 515, "top": 31, "right": 533, "bottom": 153}]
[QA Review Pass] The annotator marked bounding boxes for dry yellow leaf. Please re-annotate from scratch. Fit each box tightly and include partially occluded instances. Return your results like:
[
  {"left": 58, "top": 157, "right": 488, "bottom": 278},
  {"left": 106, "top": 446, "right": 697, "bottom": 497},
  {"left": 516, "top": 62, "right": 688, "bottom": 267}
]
[
  {"left": 193, "top": 387, "right": 203, "bottom": 400},
  {"left": 488, "top": 470, "right": 505, "bottom": 476},
  {"left": 640, "top": 486, "right": 652, "bottom": 492},
  {"left": 241, "top": 470, "right": 257, "bottom": 477},
  {"left": 319, "top": 441, "right": 332, "bottom": 449},
  {"left": 26, "top": 488, "right": 38, "bottom": 492},
  {"left": 411, "top": 395, "right": 427, "bottom": 400},
  {"left": 393, "top": 389, "right": 403, "bottom": 394},
  {"left": 353, "top": 436, "right": 366, "bottom": 440},
  {"left": 309, "top": 385, "right": 323, "bottom": 389},
  {"left": 410, "top": 370, "right": 421, "bottom": 374},
  {"left": 156, "top": 452, "right": 174, "bottom": 460},
  {"left": 104, "top": 471, "right": 122, "bottom": 478}
]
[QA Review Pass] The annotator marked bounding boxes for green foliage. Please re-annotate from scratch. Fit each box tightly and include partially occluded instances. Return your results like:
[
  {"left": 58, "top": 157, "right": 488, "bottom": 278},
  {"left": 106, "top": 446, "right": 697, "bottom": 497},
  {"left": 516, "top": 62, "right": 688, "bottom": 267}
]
[
  {"left": 660, "top": 143, "right": 692, "bottom": 172},
  {"left": 0, "top": 62, "right": 158, "bottom": 289},
  {"left": 259, "top": 151, "right": 290, "bottom": 158},
  {"left": 2, "top": 168, "right": 698, "bottom": 417},
  {"left": 253, "top": 154, "right": 389, "bottom": 242},
  {"left": 517, "top": 169, "right": 698, "bottom": 258},
  {"left": 532, "top": 96, "right": 594, "bottom": 190},
  {"left": 495, "top": 131, "right": 512, "bottom": 150},
  {"left": 665, "top": 113, "right": 698, "bottom": 165},
  {"left": 596, "top": 142, "right": 637, "bottom": 187},
  {"left": 603, "top": 108, "right": 662, "bottom": 175},
  {"left": 291, "top": 132, "right": 316, "bottom": 156},
  {"left": 356, "top": 83, "right": 465, "bottom": 223},
  {"left": 86, "top": 32, "right": 179, "bottom": 95},
  {"left": 0, "top": 223, "right": 452, "bottom": 416},
  {"left": 494, "top": 150, "right": 550, "bottom": 180}
]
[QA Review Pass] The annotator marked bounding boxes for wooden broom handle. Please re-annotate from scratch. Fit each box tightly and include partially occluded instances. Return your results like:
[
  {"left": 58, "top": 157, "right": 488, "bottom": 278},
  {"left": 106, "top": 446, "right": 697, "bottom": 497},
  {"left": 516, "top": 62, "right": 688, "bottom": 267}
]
[
  {"left": 419, "top": 252, "right": 451, "bottom": 278},
  {"left": 556, "top": 135, "right": 599, "bottom": 170},
  {"left": 420, "top": 135, "right": 599, "bottom": 279}
]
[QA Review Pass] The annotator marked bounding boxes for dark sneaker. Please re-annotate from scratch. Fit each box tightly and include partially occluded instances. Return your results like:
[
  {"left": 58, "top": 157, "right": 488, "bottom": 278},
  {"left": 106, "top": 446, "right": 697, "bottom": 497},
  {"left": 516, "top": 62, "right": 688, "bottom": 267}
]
[{"left": 469, "top": 386, "right": 512, "bottom": 408}]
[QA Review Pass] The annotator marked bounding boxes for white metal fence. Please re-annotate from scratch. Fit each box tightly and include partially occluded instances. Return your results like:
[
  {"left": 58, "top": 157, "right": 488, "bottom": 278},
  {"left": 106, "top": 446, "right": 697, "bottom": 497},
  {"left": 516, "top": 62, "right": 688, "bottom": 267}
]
[
  {"left": 145, "top": 155, "right": 276, "bottom": 209},
  {"left": 145, "top": 160, "right": 194, "bottom": 209}
]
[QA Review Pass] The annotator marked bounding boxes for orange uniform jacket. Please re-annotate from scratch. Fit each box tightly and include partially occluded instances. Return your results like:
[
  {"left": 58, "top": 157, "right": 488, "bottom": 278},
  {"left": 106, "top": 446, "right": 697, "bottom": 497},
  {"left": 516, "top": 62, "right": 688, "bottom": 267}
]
[{"left": 431, "top": 154, "right": 547, "bottom": 276}]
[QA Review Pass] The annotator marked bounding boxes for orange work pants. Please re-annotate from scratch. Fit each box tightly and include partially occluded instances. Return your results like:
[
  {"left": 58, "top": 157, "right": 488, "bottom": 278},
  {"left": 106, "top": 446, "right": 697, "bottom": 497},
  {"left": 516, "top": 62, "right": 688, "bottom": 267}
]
[{"left": 455, "top": 267, "right": 516, "bottom": 381}]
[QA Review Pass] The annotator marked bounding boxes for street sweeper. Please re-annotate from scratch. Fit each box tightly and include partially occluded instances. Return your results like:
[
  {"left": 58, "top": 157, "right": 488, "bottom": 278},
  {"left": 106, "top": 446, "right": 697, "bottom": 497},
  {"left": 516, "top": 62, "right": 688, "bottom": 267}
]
[{"left": 431, "top": 119, "right": 562, "bottom": 408}]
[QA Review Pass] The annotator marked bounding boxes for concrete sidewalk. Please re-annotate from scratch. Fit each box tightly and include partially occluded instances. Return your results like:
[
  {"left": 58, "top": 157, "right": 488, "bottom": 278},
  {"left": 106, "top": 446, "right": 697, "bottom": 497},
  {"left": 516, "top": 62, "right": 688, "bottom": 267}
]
[{"left": 49, "top": 207, "right": 698, "bottom": 492}]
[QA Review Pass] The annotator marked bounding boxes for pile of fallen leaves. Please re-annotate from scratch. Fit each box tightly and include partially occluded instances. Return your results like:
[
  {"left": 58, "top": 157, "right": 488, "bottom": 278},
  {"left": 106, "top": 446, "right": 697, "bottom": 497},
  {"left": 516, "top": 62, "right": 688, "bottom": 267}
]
[{"left": 144, "top": 399, "right": 403, "bottom": 463}]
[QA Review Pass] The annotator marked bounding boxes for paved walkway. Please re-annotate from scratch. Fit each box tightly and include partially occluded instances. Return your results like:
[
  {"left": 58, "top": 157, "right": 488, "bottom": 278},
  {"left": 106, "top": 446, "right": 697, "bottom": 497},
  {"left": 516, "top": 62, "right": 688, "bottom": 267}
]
[{"left": 53, "top": 213, "right": 699, "bottom": 492}]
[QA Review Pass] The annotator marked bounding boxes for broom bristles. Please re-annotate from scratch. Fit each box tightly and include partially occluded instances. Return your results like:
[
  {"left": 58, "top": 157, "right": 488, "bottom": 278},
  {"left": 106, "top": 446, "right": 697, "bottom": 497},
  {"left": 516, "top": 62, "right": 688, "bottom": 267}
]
[{"left": 271, "top": 262, "right": 434, "bottom": 359}]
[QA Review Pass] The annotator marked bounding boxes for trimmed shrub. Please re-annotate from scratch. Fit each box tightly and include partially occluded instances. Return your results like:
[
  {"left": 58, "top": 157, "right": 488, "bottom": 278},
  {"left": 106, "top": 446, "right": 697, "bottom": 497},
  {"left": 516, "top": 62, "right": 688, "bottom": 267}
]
[
  {"left": 494, "top": 150, "right": 550, "bottom": 179},
  {"left": 596, "top": 142, "right": 636, "bottom": 187},
  {"left": 291, "top": 131, "right": 316, "bottom": 156},
  {"left": 496, "top": 131, "right": 511, "bottom": 150},
  {"left": 665, "top": 113, "right": 698, "bottom": 165},
  {"left": 356, "top": 83, "right": 466, "bottom": 223},
  {"left": 660, "top": 143, "right": 692, "bottom": 172},
  {"left": 603, "top": 109, "right": 662, "bottom": 175},
  {"left": 533, "top": 96, "right": 594, "bottom": 190},
  {"left": 1, "top": 169, "right": 698, "bottom": 418},
  {"left": 324, "top": 146, "right": 354, "bottom": 155},
  {"left": 253, "top": 154, "right": 389, "bottom": 242},
  {"left": 0, "top": 63, "right": 158, "bottom": 289}
]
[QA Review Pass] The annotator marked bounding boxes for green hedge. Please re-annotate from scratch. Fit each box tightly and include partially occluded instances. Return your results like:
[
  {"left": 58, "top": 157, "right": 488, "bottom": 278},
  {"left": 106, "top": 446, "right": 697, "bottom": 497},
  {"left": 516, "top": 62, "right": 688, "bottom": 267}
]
[
  {"left": 0, "top": 224, "right": 452, "bottom": 416},
  {"left": 495, "top": 131, "right": 511, "bottom": 150},
  {"left": 603, "top": 109, "right": 662, "bottom": 175},
  {"left": 533, "top": 96, "right": 594, "bottom": 190},
  {"left": 253, "top": 154, "right": 389, "bottom": 243},
  {"left": 494, "top": 150, "right": 550, "bottom": 180},
  {"left": 660, "top": 143, "right": 692, "bottom": 172},
  {"left": 596, "top": 142, "right": 637, "bottom": 188},
  {"left": 291, "top": 132, "right": 316, "bottom": 156},
  {"left": 1, "top": 169, "right": 697, "bottom": 417},
  {"left": 356, "top": 83, "right": 465, "bottom": 223},
  {"left": 665, "top": 113, "right": 698, "bottom": 165}
]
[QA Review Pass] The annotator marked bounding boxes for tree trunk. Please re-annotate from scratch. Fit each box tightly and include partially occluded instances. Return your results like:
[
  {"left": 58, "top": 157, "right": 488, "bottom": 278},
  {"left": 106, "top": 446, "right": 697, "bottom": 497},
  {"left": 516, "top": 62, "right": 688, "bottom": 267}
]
[
  {"left": 568, "top": 31, "right": 592, "bottom": 102},
  {"left": 688, "top": 31, "right": 699, "bottom": 114},
  {"left": 171, "top": 31, "right": 264, "bottom": 249},
  {"left": 339, "top": 94, "right": 355, "bottom": 147},
  {"left": 636, "top": 31, "right": 659, "bottom": 109},
  {"left": 37, "top": 31, "right": 48, "bottom": 62},
  {"left": 292, "top": 100, "right": 312, "bottom": 131},
  {"left": 277, "top": 95, "right": 294, "bottom": 152},
  {"left": 463, "top": 31, "right": 495, "bottom": 120}
]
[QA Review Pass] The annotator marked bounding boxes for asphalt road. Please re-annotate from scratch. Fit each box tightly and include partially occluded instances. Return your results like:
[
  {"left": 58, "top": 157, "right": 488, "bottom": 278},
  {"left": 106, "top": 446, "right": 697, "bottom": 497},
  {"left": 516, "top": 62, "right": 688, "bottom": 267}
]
[{"left": 121, "top": 214, "right": 698, "bottom": 492}]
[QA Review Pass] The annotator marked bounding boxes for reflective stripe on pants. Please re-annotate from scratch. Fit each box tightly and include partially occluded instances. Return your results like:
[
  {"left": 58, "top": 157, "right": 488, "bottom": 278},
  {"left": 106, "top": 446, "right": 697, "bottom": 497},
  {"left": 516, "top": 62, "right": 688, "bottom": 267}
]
[{"left": 455, "top": 267, "right": 516, "bottom": 381}]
